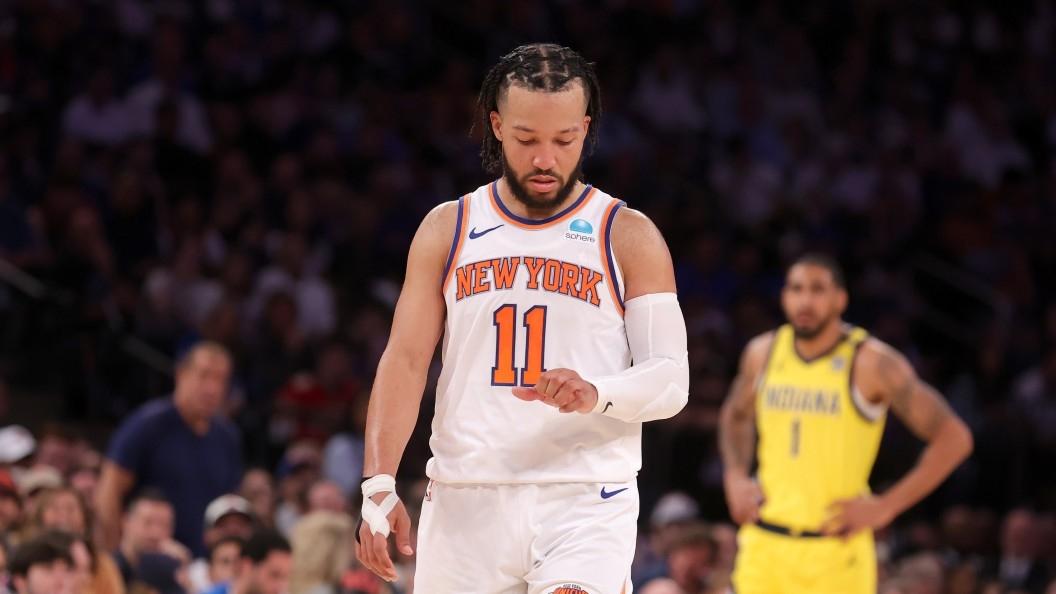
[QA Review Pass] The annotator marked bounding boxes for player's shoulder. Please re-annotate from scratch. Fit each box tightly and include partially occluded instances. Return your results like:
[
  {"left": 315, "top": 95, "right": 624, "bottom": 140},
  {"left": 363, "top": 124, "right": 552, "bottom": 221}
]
[
  {"left": 741, "top": 330, "right": 777, "bottom": 372},
  {"left": 422, "top": 200, "right": 461, "bottom": 231},
  {"left": 608, "top": 204, "right": 671, "bottom": 263},
  {"left": 411, "top": 199, "right": 461, "bottom": 252},
  {"left": 610, "top": 205, "right": 663, "bottom": 240},
  {"left": 855, "top": 336, "right": 913, "bottom": 380},
  {"left": 605, "top": 199, "right": 676, "bottom": 297}
]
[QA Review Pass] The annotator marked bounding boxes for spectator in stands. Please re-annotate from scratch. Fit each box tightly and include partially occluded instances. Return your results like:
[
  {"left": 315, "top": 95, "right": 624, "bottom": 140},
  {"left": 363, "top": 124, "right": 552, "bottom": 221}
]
[
  {"left": 891, "top": 553, "right": 945, "bottom": 594},
  {"left": 238, "top": 471, "right": 275, "bottom": 530},
  {"left": 202, "top": 529, "right": 291, "bottom": 594},
  {"left": 43, "top": 530, "right": 99, "bottom": 594},
  {"left": 30, "top": 424, "right": 77, "bottom": 477},
  {"left": 201, "top": 497, "right": 254, "bottom": 553},
  {"left": 29, "top": 487, "right": 125, "bottom": 594},
  {"left": 0, "top": 471, "right": 23, "bottom": 536},
  {"left": 273, "top": 443, "right": 321, "bottom": 537},
  {"left": 288, "top": 512, "right": 352, "bottom": 594},
  {"left": 188, "top": 496, "right": 253, "bottom": 594},
  {"left": 193, "top": 537, "right": 241, "bottom": 594},
  {"left": 305, "top": 482, "right": 345, "bottom": 515},
  {"left": 96, "top": 343, "right": 242, "bottom": 556},
  {"left": 112, "top": 491, "right": 174, "bottom": 587},
  {"left": 9, "top": 534, "right": 73, "bottom": 594},
  {"left": 321, "top": 398, "right": 366, "bottom": 498},
  {"left": 634, "top": 492, "right": 700, "bottom": 588},
  {"left": 130, "top": 552, "right": 187, "bottom": 594},
  {"left": 0, "top": 539, "right": 11, "bottom": 594},
  {"left": 15, "top": 467, "right": 63, "bottom": 509},
  {"left": 68, "top": 461, "right": 100, "bottom": 509},
  {"left": 31, "top": 487, "right": 85, "bottom": 537},
  {"left": 639, "top": 523, "right": 717, "bottom": 594},
  {"left": 987, "top": 508, "right": 1050, "bottom": 592}
]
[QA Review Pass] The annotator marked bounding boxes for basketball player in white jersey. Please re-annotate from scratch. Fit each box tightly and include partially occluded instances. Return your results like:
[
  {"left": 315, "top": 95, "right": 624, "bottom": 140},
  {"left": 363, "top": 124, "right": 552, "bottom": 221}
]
[{"left": 353, "top": 44, "right": 690, "bottom": 593}]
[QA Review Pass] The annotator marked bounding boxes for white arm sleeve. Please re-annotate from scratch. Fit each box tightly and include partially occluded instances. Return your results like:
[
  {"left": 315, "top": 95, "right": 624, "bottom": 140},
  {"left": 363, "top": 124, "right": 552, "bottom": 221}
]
[{"left": 586, "top": 292, "right": 689, "bottom": 423}]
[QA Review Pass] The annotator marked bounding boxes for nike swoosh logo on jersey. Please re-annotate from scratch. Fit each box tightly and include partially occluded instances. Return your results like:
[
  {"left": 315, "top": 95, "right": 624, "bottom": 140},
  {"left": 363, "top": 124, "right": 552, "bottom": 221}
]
[
  {"left": 468, "top": 224, "right": 504, "bottom": 239},
  {"left": 602, "top": 401, "right": 613, "bottom": 414},
  {"left": 600, "top": 486, "right": 629, "bottom": 499}
]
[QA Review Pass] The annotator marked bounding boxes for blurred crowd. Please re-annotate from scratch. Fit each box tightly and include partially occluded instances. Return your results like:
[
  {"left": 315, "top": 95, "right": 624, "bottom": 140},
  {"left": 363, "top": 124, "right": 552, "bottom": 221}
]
[{"left": 0, "top": 0, "right": 1054, "bottom": 592}]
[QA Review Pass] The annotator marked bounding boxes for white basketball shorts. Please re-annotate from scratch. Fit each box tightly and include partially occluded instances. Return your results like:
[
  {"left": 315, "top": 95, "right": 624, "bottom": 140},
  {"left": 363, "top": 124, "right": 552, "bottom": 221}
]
[{"left": 413, "top": 480, "right": 638, "bottom": 594}]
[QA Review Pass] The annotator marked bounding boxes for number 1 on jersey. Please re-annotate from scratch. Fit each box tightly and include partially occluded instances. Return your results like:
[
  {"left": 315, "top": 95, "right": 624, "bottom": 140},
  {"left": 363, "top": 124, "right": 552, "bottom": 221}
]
[
  {"left": 492, "top": 304, "right": 548, "bottom": 387},
  {"left": 790, "top": 418, "right": 801, "bottom": 458}
]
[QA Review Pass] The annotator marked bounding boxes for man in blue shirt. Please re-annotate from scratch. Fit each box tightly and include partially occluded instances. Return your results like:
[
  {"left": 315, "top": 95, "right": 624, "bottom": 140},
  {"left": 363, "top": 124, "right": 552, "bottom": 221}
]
[{"left": 95, "top": 341, "right": 243, "bottom": 557}]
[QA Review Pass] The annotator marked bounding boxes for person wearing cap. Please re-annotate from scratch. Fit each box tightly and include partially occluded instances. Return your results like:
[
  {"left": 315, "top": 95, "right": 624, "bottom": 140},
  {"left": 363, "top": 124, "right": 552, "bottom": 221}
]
[
  {"left": 188, "top": 495, "right": 253, "bottom": 594},
  {"left": 14, "top": 467, "right": 62, "bottom": 503},
  {"left": 201, "top": 529, "right": 291, "bottom": 594},
  {"left": 634, "top": 491, "right": 701, "bottom": 589},
  {"left": 95, "top": 342, "right": 243, "bottom": 557},
  {"left": 0, "top": 426, "right": 36, "bottom": 468}
]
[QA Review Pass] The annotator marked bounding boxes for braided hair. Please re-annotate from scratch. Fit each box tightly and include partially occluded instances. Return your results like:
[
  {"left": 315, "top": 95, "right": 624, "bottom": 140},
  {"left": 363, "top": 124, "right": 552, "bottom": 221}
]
[{"left": 476, "top": 43, "right": 602, "bottom": 175}]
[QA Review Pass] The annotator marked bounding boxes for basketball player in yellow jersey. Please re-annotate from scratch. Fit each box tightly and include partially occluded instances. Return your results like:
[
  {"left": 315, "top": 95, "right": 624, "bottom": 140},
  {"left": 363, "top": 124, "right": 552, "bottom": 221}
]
[{"left": 719, "top": 254, "right": 974, "bottom": 594}]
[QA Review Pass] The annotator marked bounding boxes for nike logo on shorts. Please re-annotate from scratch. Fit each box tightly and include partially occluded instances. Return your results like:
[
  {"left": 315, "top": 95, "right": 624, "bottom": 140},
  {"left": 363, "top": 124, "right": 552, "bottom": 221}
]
[
  {"left": 600, "top": 486, "right": 629, "bottom": 499},
  {"left": 469, "top": 224, "right": 504, "bottom": 239}
]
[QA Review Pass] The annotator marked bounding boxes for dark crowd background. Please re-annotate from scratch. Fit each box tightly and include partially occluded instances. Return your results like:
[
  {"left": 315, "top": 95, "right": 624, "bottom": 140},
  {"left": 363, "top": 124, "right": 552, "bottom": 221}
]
[{"left": 0, "top": 0, "right": 1054, "bottom": 593}]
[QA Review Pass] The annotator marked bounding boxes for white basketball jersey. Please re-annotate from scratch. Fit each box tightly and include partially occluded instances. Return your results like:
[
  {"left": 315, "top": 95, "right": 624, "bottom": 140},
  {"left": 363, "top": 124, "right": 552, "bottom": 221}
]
[{"left": 427, "top": 180, "right": 638, "bottom": 484}]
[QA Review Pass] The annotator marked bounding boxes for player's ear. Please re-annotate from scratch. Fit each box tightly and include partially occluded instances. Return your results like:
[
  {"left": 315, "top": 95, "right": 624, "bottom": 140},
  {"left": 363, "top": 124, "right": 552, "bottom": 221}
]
[
  {"left": 582, "top": 115, "right": 591, "bottom": 136},
  {"left": 836, "top": 287, "right": 848, "bottom": 314},
  {"left": 490, "top": 111, "right": 503, "bottom": 142}
]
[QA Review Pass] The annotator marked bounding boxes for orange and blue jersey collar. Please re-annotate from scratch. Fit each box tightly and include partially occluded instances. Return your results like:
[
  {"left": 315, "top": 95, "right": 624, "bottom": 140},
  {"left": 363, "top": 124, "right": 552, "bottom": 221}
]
[{"left": 489, "top": 180, "right": 596, "bottom": 230}]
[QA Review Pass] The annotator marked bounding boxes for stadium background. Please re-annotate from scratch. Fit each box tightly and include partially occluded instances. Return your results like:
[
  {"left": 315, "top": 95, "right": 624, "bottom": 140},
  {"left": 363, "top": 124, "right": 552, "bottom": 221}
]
[{"left": 0, "top": 0, "right": 1054, "bottom": 592}]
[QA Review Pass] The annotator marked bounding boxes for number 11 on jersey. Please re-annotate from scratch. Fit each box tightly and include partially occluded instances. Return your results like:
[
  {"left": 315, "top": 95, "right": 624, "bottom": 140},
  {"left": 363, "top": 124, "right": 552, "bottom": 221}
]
[{"left": 492, "top": 304, "right": 548, "bottom": 387}]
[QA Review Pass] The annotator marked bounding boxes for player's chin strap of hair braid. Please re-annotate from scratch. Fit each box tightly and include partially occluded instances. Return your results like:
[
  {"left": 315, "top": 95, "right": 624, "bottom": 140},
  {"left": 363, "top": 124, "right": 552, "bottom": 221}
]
[{"left": 360, "top": 475, "right": 400, "bottom": 538}]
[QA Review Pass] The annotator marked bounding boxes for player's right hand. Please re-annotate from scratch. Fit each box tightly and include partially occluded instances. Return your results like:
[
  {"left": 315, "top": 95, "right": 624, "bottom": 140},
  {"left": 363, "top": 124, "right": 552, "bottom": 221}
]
[
  {"left": 355, "top": 494, "right": 414, "bottom": 582},
  {"left": 723, "top": 471, "right": 764, "bottom": 525}
]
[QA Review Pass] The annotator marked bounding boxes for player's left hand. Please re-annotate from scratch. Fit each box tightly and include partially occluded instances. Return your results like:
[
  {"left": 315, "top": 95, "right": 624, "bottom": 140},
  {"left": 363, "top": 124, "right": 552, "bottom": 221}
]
[
  {"left": 822, "top": 495, "right": 895, "bottom": 538},
  {"left": 512, "top": 368, "right": 598, "bottom": 413}
]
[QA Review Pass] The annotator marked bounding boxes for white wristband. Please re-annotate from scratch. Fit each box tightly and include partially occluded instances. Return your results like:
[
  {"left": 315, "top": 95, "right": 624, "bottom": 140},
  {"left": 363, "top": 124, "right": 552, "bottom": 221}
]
[{"left": 361, "top": 475, "right": 400, "bottom": 537}]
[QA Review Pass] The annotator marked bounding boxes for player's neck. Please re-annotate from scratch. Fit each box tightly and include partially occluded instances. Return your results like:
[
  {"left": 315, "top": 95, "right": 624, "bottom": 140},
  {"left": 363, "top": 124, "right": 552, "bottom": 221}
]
[
  {"left": 793, "top": 321, "right": 845, "bottom": 361},
  {"left": 496, "top": 178, "right": 587, "bottom": 220}
]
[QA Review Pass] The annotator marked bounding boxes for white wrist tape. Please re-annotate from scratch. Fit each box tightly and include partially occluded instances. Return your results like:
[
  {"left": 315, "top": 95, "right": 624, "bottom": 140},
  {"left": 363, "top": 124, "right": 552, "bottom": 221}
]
[{"left": 361, "top": 475, "right": 399, "bottom": 537}]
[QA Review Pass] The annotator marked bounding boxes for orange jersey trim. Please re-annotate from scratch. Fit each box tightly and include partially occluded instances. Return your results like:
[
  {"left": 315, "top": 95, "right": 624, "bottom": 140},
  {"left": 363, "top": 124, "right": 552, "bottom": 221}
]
[
  {"left": 489, "top": 181, "right": 597, "bottom": 230},
  {"left": 441, "top": 196, "right": 471, "bottom": 293},
  {"left": 599, "top": 198, "right": 626, "bottom": 316}
]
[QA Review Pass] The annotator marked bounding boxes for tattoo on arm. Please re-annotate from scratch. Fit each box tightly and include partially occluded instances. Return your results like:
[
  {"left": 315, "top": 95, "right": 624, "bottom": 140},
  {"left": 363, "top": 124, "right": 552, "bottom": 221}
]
[{"left": 883, "top": 350, "right": 953, "bottom": 441}]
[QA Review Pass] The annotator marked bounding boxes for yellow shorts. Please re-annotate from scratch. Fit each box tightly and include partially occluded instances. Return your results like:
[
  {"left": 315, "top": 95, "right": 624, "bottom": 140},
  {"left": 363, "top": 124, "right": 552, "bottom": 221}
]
[{"left": 731, "top": 523, "right": 876, "bottom": 594}]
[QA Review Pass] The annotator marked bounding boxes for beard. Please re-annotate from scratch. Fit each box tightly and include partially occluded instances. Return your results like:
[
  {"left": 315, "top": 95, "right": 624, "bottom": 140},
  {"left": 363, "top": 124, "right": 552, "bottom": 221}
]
[
  {"left": 501, "top": 150, "right": 584, "bottom": 211},
  {"left": 790, "top": 314, "right": 834, "bottom": 340}
]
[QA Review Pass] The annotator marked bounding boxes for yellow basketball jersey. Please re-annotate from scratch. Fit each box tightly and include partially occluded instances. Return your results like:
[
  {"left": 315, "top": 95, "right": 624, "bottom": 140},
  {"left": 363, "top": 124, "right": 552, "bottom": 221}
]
[{"left": 755, "top": 324, "right": 886, "bottom": 531}]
